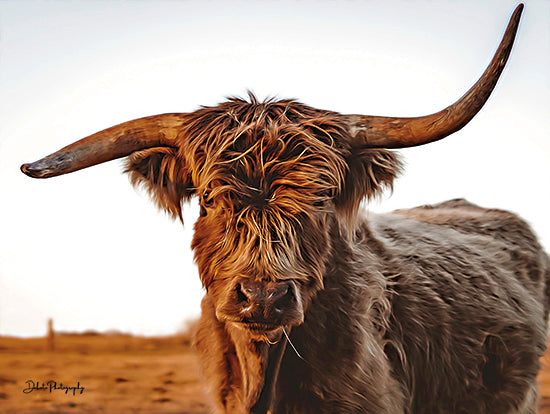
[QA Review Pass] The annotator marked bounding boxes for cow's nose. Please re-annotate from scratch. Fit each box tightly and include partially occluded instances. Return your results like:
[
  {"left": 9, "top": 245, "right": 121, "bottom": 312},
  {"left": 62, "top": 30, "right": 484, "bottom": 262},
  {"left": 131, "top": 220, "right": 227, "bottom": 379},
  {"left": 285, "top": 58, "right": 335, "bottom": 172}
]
[{"left": 237, "top": 279, "right": 294, "bottom": 317}]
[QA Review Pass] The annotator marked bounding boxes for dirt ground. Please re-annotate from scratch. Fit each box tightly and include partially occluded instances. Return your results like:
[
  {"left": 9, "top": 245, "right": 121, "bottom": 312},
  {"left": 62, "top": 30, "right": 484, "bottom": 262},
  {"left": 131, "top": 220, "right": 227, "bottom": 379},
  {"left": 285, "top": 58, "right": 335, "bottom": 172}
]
[
  {"left": 1, "top": 333, "right": 550, "bottom": 414},
  {"left": 0, "top": 334, "right": 207, "bottom": 414}
]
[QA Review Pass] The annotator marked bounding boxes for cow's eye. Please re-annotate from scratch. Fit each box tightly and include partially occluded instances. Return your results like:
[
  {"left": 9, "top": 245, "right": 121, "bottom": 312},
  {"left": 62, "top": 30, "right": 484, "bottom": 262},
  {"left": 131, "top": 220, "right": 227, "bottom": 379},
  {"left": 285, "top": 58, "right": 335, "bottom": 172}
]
[
  {"left": 202, "top": 191, "right": 213, "bottom": 206},
  {"left": 200, "top": 191, "right": 214, "bottom": 217}
]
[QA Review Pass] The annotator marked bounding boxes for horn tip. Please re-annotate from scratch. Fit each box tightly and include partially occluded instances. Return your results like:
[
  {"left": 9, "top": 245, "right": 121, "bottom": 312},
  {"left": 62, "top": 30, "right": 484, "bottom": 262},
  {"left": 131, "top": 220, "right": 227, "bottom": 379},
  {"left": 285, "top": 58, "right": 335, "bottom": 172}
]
[
  {"left": 514, "top": 3, "right": 524, "bottom": 18},
  {"left": 20, "top": 163, "right": 32, "bottom": 176},
  {"left": 21, "top": 162, "right": 51, "bottom": 178}
]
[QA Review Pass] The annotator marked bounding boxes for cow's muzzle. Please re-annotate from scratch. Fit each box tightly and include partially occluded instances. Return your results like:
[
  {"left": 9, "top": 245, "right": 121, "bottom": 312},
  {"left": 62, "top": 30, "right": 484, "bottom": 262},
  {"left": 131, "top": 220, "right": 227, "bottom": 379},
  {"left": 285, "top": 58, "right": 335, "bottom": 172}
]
[{"left": 217, "top": 278, "right": 304, "bottom": 332}]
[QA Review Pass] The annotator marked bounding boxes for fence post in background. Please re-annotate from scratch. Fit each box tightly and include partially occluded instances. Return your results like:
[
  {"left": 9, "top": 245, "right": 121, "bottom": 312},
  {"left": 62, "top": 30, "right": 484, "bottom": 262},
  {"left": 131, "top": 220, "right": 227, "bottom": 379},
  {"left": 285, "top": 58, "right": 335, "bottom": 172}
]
[{"left": 47, "top": 318, "right": 55, "bottom": 351}]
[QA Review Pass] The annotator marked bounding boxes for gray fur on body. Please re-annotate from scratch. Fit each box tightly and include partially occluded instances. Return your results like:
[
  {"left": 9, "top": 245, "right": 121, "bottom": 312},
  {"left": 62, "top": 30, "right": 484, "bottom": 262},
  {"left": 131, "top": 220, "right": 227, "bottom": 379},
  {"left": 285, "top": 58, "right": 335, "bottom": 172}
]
[{"left": 204, "top": 198, "right": 549, "bottom": 413}]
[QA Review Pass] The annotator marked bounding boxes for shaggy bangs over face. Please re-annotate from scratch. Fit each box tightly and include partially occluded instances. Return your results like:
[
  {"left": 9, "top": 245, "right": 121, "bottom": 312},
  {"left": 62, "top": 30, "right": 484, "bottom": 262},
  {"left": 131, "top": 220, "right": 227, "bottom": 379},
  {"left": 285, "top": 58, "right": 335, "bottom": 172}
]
[
  {"left": 183, "top": 95, "right": 351, "bottom": 288},
  {"left": 182, "top": 94, "right": 349, "bottom": 204}
]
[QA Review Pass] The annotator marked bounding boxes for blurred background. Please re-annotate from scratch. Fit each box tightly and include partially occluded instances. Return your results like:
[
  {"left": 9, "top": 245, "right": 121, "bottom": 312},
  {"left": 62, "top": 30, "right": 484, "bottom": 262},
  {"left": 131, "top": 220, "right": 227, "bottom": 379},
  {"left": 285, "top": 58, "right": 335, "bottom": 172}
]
[{"left": 0, "top": 0, "right": 549, "bottom": 338}]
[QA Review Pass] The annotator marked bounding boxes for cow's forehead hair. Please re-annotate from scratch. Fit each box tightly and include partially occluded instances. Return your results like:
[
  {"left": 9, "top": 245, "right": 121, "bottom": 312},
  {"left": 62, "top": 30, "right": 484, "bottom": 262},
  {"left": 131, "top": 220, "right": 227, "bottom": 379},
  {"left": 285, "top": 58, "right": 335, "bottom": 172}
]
[{"left": 180, "top": 94, "right": 350, "bottom": 204}]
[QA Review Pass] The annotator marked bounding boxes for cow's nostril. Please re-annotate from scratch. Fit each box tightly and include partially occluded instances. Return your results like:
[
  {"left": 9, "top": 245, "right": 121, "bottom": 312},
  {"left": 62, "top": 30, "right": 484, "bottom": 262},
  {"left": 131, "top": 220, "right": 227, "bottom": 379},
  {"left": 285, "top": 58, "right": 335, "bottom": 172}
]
[
  {"left": 273, "top": 284, "right": 293, "bottom": 312},
  {"left": 272, "top": 284, "right": 289, "bottom": 300},
  {"left": 236, "top": 283, "right": 248, "bottom": 303}
]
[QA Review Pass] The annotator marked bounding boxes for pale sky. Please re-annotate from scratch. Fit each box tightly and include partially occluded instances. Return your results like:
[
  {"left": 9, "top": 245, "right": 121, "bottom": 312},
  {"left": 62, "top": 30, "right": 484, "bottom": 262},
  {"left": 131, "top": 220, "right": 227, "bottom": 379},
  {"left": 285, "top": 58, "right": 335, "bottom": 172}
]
[{"left": 0, "top": 0, "right": 548, "bottom": 337}]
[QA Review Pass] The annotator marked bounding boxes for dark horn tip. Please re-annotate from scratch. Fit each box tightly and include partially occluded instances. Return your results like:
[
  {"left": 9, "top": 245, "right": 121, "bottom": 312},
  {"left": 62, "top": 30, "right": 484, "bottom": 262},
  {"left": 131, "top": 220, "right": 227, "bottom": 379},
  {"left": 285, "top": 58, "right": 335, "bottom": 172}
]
[
  {"left": 21, "top": 163, "right": 31, "bottom": 175},
  {"left": 21, "top": 162, "right": 47, "bottom": 178},
  {"left": 514, "top": 3, "right": 524, "bottom": 17}
]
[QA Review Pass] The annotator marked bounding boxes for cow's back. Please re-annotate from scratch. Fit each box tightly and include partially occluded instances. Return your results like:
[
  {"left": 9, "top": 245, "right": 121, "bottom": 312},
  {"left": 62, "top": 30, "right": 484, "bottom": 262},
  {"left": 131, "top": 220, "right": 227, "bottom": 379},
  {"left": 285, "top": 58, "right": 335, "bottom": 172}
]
[{"left": 368, "top": 199, "right": 550, "bottom": 414}]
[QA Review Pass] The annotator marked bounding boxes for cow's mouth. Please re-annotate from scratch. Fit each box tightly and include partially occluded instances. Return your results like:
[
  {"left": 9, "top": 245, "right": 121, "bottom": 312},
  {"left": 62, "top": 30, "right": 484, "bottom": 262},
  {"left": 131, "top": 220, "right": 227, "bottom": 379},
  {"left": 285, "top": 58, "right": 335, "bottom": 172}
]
[
  {"left": 233, "top": 321, "right": 285, "bottom": 342},
  {"left": 240, "top": 322, "right": 281, "bottom": 332}
]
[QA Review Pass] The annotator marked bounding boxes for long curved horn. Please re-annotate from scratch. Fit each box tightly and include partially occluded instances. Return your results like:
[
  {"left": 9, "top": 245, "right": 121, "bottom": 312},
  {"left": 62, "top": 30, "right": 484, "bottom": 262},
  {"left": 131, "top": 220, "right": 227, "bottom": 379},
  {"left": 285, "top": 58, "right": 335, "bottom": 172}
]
[
  {"left": 21, "top": 113, "right": 186, "bottom": 178},
  {"left": 343, "top": 4, "right": 523, "bottom": 149}
]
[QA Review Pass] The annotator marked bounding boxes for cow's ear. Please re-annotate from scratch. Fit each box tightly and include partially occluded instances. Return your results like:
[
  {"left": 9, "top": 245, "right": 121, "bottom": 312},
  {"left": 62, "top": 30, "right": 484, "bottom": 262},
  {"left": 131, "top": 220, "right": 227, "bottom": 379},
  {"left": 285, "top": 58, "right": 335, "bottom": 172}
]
[
  {"left": 334, "top": 148, "right": 402, "bottom": 221},
  {"left": 125, "top": 147, "right": 195, "bottom": 221}
]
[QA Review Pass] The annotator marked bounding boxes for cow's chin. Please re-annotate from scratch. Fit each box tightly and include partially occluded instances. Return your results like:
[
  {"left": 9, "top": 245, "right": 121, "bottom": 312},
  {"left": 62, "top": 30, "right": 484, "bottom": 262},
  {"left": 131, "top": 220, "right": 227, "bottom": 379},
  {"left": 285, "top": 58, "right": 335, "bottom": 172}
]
[{"left": 232, "top": 322, "right": 285, "bottom": 343}]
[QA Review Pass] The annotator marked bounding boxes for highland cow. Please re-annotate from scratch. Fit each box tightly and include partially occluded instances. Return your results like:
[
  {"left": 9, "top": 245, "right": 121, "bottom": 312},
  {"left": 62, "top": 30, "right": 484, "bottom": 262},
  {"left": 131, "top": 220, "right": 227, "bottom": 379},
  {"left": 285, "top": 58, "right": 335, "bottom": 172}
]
[{"left": 21, "top": 4, "right": 549, "bottom": 414}]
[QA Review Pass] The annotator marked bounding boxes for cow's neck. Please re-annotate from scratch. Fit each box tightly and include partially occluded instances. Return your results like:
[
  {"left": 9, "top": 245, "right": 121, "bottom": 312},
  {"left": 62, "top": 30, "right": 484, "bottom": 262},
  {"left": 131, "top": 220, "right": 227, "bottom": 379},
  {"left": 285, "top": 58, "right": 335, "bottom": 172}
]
[{"left": 227, "top": 325, "right": 288, "bottom": 413}]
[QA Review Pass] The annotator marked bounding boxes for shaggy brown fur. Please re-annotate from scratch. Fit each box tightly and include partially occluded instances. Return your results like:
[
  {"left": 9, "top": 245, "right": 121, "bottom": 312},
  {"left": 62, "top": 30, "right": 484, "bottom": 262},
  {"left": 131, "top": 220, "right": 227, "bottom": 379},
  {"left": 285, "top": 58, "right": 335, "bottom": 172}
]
[{"left": 123, "top": 95, "right": 549, "bottom": 414}]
